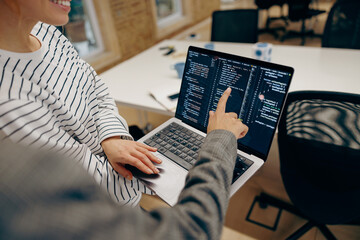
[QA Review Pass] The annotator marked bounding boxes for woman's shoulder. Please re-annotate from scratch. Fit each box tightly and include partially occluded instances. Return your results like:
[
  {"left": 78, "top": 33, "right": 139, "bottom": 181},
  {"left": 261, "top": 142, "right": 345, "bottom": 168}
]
[
  {"left": 31, "top": 22, "right": 70, "bottom": 47},
  {"left": 31, "top": 22, "right": 76, "bottom": 55},
  {"left": 32, "top": 22, "right": 59, "bottom": 39}
]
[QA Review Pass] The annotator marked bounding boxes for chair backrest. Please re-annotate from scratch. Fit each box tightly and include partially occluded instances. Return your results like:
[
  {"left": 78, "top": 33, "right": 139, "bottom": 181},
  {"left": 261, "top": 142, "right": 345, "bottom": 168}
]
[
  {"left": 278, "top": 91, "right": 360, "bottom": 224},
  {"left": 211, "top": 9, "right": 258, "bottom": 43},
  {"left": 322, "top": 0, "right": 360, "bottom": 49},
  {"left": 255, "top": 0, "right": 286, "bottom": 9},
  {"left": 287, "top": 0, "right": 312, "bottom": 21}
]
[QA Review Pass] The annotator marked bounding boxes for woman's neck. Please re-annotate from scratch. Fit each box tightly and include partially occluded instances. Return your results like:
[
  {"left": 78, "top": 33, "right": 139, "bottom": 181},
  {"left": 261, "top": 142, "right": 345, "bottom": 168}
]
[{"left": 0, "top": 3, "right": 40, "bottom": 53}]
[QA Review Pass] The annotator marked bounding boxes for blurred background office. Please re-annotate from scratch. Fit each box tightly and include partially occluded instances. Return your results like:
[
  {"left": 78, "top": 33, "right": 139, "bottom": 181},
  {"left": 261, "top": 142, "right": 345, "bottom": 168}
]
[
  {"left": 60, "top": 0, "right": 360, "bottom": 70},
  {"left": 59, "top": 0, "right": 360, "bottom": 239}
]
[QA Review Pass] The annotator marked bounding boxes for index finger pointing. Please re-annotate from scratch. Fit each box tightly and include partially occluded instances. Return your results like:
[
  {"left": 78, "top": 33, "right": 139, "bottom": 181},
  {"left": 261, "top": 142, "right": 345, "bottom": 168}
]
[{"left": 216, "top": 87, "right": 231, "bottom": 113}]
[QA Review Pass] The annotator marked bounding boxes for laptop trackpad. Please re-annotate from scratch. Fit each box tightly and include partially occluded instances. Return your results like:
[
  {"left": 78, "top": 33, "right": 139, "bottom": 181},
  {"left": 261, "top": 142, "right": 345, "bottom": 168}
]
[{"left": 128, "top": 152, "right": 187, "bottom": 203}]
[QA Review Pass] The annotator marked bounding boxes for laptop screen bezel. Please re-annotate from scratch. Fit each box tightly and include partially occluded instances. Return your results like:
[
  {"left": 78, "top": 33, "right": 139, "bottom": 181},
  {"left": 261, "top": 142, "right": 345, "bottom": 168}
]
[{"left": 175, "top": 46, "right": 294, "bottom": 161}]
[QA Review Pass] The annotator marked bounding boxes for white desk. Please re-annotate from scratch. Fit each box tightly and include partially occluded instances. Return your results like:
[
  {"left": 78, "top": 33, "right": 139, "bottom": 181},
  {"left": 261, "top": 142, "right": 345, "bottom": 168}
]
[{"left": 100, "top": 39, "right": 360, "bottom": 116}]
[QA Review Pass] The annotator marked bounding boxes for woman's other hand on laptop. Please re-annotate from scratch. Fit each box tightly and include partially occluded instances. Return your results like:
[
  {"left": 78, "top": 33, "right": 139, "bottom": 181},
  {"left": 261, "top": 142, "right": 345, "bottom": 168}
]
[
  {"left": 101, "top": 137, "right": 162, "bottom": 180},
  {"left": 207, "top": 88, "right": 248, "bottom": 139}
]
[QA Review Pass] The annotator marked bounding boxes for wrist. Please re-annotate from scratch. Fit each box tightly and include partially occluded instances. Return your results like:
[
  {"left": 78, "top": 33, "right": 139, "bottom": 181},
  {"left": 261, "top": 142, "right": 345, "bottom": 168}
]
[{"left": 102, "top": 135, "right": 131, "bottom": 144}]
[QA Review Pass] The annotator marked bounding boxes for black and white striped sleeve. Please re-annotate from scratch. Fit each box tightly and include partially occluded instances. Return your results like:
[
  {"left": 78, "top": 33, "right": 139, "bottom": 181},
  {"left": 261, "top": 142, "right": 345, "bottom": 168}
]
[
  {"left": 88, "top": 64, "right": 133, "bottom": 143},
  {"left": 0, "top": 98, "right": 82, "bottom": 159}
]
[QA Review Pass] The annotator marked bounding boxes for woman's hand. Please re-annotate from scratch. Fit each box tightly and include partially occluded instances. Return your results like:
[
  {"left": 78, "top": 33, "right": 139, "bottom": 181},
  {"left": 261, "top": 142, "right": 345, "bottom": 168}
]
[{"left": 101, "top": 137, "right": 162, "bottom": 180}]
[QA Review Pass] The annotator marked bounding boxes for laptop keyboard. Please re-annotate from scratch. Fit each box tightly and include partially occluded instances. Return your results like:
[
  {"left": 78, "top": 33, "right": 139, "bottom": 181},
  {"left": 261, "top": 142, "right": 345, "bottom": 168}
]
[
  {"left": 144, "top": 122, "right": 253, "bottom": 183},
  {"left": 233, "top": 155, "right": 254, "bottom": 183}
]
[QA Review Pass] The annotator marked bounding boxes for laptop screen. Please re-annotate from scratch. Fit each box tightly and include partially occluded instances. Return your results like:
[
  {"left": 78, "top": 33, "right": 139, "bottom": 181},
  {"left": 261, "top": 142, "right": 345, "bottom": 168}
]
[{"left": 175, "top": 46, "right": 294, "bottom": 160}]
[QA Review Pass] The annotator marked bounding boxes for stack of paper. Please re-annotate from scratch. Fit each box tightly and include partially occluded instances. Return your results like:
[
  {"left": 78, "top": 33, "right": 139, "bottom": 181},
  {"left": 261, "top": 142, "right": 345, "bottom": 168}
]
[{"left": 149, "top": 82, "right": 181, "bottom": 112}]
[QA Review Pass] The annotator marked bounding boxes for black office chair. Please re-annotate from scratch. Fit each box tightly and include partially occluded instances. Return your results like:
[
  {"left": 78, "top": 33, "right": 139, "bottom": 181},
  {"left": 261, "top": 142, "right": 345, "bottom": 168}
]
[
  {"left": 255, "top": 0, "right": 288, "bottom": 39},
  {"left": 246, "top": 91, "right": 360, "bottom": 239},
  {"left": 322, "top": 0, "right": 360, "bottom": 49},
  {"left": 281, "top": 0, "right": 326, "bottom": 45},
  {"left": 211, "top": 9, "right": 258, "bottom": 43}
]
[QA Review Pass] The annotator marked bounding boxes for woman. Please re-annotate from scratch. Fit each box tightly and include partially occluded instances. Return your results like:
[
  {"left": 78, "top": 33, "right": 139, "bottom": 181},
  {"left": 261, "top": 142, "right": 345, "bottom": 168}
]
[{"left": 0, "top": 0, "right": 161, "bottom": 206}]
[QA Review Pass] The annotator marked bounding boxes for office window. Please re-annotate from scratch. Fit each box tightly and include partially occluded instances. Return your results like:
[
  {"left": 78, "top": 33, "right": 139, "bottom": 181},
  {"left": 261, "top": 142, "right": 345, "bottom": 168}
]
[
  {"left": 155, "top": 0, "right": 183, "bottom": 27},
  {"left": 63, "top": 0, "right": 104, "bottom": 59}
]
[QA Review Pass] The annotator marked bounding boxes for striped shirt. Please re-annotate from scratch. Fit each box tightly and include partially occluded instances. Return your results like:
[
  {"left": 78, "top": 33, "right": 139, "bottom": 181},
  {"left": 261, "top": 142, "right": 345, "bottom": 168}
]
[{"left": 0, "top": 22, "right": 150, "bottom": 206}]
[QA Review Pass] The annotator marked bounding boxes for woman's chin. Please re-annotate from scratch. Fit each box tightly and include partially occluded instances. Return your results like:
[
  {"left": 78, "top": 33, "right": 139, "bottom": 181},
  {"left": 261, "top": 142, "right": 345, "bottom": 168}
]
[{"left": 44, "top": 16, "right": 69, "bottom": 27}]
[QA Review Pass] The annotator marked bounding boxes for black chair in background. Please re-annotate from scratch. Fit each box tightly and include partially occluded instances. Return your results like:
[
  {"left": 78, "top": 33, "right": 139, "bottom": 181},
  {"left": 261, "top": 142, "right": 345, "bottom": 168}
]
[
  {"left": 255, "top": 0, "right": 288, "bottom": 39},
  {"left": 281, "top": 0, "right": 326, "bottom": 45},
  {"left": 211, "top": 9, "right": 258, "bottom": 43},
  {"left": 322, "top": 0, "right": 360, "bottom": 49},
  {"left": 129, "top": 125, "right": 145, "bottom": 141},
  {"left": 246, "top": 91, "right": 360, "bottom": 240}
]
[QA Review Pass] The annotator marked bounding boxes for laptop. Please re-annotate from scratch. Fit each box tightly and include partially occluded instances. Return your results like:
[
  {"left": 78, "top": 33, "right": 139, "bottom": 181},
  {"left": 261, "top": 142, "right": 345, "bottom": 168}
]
[{"left": 134, "top": 46, "right": 294, "bottom": 206}]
